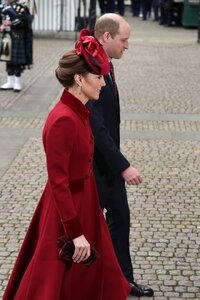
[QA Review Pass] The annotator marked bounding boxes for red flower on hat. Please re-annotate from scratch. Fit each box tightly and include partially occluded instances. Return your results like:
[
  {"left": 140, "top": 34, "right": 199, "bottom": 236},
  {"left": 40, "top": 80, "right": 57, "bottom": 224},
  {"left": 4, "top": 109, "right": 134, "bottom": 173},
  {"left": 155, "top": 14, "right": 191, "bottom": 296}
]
[
  {"left": 75, "top": 36, "right": 100, "bottom": 57},
  {"left": 75, "top": 40, "right": 82, "bottom": 56},
  {"left": 74, "top": 29, "right": 110, "bottom": 75}
]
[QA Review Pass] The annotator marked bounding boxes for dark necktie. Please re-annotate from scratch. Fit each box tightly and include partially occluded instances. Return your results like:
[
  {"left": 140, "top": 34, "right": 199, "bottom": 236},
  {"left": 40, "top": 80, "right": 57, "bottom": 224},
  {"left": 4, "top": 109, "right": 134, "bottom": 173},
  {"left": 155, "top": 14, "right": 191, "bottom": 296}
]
[{"left": 109, "top": 62, "right": 117, "bottom": 94}]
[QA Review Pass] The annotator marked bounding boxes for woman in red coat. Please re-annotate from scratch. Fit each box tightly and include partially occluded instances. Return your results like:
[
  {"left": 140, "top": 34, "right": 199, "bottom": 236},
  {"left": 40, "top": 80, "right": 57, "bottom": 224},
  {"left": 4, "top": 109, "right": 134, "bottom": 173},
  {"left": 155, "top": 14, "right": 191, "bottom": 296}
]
[{"left": 3, "top": 29, "right": 131, "bottom": 300}]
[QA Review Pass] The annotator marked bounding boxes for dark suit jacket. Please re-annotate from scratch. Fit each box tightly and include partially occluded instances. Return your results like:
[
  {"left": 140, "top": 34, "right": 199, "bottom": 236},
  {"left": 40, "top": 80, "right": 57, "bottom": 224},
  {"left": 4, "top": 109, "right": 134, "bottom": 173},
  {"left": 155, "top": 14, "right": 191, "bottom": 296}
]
[{"left": 87, "top": 72, "right": 130, "bottom": 184}]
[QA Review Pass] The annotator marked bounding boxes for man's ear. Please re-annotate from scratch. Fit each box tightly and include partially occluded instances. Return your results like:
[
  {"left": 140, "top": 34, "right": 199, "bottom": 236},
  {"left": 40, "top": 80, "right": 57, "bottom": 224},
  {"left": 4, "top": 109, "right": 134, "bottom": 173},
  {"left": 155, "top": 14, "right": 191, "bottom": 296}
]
[{"left": 102, "top": 31, "right": 111, "bottom": 43}]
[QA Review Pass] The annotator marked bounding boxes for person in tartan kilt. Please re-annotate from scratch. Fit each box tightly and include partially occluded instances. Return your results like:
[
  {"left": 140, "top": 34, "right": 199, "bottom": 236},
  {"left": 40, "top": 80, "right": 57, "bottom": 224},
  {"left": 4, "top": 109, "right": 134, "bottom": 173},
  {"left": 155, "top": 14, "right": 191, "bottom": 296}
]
[{"left": 0, "top": 0, "right": 33, "bottom": 92}]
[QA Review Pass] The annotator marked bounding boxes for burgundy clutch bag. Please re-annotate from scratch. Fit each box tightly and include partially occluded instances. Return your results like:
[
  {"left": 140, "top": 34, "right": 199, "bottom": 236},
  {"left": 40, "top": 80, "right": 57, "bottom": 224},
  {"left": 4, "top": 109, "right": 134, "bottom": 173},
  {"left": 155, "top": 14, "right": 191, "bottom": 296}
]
[{"left": 58, "top": 235, "right": 100, "bottom": 269}]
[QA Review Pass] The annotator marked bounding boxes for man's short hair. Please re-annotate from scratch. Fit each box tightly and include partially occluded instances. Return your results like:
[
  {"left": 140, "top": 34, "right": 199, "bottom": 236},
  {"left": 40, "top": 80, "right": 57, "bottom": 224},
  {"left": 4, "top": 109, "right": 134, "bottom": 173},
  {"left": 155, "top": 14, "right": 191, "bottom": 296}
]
[{"left": 94, "top": 16, "right": 120, "bottom": 39}]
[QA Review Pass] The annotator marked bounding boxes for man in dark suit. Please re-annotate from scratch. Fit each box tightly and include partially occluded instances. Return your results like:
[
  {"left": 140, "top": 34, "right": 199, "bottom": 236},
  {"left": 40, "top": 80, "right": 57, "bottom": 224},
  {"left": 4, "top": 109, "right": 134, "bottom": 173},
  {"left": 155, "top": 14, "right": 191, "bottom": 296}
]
[{"left": 87, "top": 13, "right": 154, "bottom": 297}]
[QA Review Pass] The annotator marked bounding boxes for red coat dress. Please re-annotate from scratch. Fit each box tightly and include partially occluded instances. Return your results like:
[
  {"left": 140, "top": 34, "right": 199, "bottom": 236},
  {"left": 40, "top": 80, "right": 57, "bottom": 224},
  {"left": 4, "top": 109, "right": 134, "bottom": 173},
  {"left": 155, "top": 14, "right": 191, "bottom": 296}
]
[{"left": 3, "top": 89, "right": 131, "bottom": 300}]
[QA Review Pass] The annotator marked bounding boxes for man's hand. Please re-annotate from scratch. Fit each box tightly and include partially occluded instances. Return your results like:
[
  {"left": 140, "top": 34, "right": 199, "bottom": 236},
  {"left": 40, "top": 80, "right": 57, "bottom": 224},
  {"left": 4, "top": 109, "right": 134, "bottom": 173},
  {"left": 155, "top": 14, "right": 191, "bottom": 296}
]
[
  {"left": 121, "top": 166, "right": 143, "bottom": 185},
  {"left": 3, "top": 19, "right": 12, "bottom": 26},
  {"left": 0, "top": 24, "right": 5, "bottom": 32}
]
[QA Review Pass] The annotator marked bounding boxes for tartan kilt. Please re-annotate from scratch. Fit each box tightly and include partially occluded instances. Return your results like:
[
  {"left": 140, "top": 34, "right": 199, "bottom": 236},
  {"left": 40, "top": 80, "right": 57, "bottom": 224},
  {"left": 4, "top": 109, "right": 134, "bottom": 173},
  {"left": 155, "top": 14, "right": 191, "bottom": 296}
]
[{"left": 11, "top": 28, "right": 33, "bottom": 67}]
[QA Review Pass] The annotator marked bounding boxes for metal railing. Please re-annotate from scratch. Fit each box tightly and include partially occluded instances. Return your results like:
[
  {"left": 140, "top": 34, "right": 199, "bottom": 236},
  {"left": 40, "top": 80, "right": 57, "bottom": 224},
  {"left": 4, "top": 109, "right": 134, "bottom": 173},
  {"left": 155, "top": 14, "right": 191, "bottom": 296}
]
[{"left": 32, "top": 0, "right": 99, "bottom": 33}]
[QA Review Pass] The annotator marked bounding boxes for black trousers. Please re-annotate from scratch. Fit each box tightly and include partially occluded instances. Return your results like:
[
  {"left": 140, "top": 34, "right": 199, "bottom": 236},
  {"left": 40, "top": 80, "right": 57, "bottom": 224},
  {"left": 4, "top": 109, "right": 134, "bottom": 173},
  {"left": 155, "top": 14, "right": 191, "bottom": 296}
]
[
  {"left": 105, "top": 0, "right": 125, "bottom": 15},
  {"left": 94, "top": 168, "right": 134, "bottom": 283}
]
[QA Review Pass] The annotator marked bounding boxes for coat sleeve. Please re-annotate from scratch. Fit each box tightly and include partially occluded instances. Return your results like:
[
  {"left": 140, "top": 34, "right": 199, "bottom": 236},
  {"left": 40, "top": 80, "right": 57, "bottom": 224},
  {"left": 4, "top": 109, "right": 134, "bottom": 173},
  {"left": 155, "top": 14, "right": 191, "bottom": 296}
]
[
  {"left": 87, "top": 99, "right": 130, "bottom": 175},
  {"left": 44, "top": 116, "right": 83, "bottom": 239}
]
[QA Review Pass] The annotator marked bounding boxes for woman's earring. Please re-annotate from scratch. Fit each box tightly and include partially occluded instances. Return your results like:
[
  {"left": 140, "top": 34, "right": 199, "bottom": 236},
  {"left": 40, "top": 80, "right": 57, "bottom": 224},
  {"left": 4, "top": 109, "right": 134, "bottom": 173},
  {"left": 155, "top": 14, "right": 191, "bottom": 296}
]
[{"left": 78, "top": 85, "right": 82, "bottom": 95}]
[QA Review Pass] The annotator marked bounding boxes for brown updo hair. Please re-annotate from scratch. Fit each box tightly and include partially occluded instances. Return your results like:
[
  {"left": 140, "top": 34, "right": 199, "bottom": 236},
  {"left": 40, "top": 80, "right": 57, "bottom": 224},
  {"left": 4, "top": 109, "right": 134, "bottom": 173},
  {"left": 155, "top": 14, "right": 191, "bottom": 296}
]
[{"left": 55, "top": 50, "right": 92, "bottom": 88}]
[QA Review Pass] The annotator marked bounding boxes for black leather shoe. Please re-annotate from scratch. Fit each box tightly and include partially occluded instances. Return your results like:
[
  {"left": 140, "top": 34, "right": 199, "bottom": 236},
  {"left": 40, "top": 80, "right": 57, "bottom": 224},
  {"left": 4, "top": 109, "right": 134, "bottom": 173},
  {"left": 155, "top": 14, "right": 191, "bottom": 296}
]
[{"left": 129, "top": 281, "right": 154, "bottom": 297}]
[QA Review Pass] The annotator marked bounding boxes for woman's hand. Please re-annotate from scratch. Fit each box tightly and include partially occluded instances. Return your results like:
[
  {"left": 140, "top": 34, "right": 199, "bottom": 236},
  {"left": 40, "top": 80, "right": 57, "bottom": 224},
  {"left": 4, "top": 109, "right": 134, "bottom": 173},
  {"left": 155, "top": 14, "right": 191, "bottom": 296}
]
[{"left": 72, "top": 235, "right": 90, "bottom": 263}]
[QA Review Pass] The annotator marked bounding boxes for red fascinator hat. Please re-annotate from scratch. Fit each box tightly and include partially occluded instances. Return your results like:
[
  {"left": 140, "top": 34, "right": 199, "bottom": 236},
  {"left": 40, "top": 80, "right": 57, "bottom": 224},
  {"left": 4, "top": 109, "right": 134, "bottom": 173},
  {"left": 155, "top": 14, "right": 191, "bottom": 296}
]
[{"left": 75, "top": 29, "right": 110, "bottom": 76}]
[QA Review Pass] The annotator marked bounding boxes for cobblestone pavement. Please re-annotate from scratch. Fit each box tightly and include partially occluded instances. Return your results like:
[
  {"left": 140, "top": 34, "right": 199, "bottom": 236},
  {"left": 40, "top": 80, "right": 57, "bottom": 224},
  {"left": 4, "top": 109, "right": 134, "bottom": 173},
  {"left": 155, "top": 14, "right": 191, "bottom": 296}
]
[{"left": 0, "top": 13, "right": 200, "bottom": 299}]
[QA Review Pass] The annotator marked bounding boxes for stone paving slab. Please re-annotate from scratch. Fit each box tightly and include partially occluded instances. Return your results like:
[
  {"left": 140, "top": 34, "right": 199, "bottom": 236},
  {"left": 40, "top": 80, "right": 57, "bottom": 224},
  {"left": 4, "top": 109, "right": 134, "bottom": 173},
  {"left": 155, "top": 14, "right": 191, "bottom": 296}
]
[
  {"left": 121, "top": 119, "right": 200, "bottom": 132},
  {"left": 0, "top": 117, "right": 44, "bottom": 128},
  {"left": 116, "top": 42, "right": 200, "bottom": 114},
  {"left": 0, "top": 38, "right": 73, "bottom": 110},
  {"left": 126, "top": 139, "right": 200, "bottom": 299}
]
